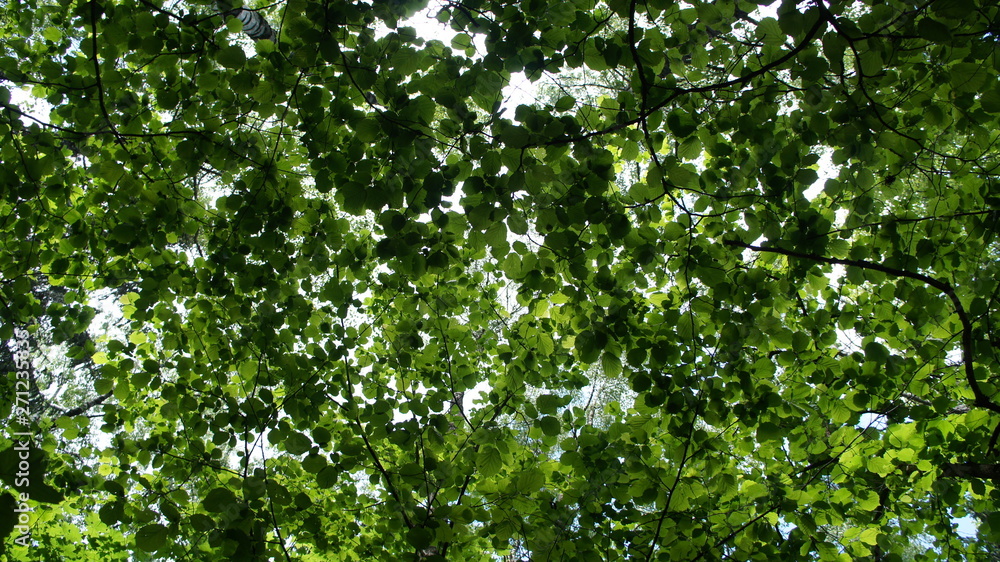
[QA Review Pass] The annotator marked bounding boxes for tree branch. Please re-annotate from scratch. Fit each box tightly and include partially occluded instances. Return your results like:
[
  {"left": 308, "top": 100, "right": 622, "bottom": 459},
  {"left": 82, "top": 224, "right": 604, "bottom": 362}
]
[
  {"left": 547, "top": 4, "right": 826, "bottom": 146},
  {"left": 59, "top": 391, "right": 112, "bottom": 418},
  {"left": 900, "top": 462, "right": 1000, "bottom": 481},
  {"left": 940, "top": 462, "right": 1000, "bottom": 480},
  {"left": 89, "top": 1, "right": 126, "bottom": 147},
  {"left": 727, "top": 240, "right": 1000, "bottom": 416}
]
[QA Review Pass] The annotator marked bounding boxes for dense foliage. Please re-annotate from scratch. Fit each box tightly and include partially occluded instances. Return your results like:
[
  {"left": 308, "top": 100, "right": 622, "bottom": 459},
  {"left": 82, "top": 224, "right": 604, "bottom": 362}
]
[{"left": 3, "top": 0, "right": 1000, "bottom": 559}]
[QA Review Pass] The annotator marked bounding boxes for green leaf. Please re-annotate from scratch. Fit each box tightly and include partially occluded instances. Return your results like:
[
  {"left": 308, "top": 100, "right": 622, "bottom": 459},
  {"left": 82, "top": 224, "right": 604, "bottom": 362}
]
[
  {"left": 601, "top": 352, "right": 623, "bottom": 377},
  {"left": 864, "top": 341, "right": 890, "bottom": 363},
  {"left": 100, "top": 501, "right": 124, "bottom": 525},
  {"left": 285, "top": 431, "right": 312, "bottom": 455},
  {"left": 190, "top": 514, "right": 215, "bottom": 532},
  {"left": 795, "top": 168, "right": 819, "bottom": 186},
  {"left": 354, "top": 119, "right": 381, "bottom": 142},
  {"left": 135, "top": 524, "right": 169, "bottom": 552},
  {"left": 756, "top": 422, "right": 782, "bottom": 442},
  {"left": 202, "top": 487, "right": 239, "bottom": 513},
  {"left": 981, "top": 90, "right": 1000, "bottom": 113},
  {"left": 406, "top": 527, "right": 433, "bottom": 549},
  {"left": 667, "top": 164, "right": 697, "bottom": 188},
  {"left": 451, "top": 34, "right": 474, "bottom": 52},
  {"left": 867, "top": 457, "right": 893, "bottom": 477},
  {"left": 477, "top": 446, "right": 503, "bottom": 477},
  {"left": 42, "top": 27, "right": 63, "bottom": 42},
  {"left": 663, "top": 222, "right": 686, "bottom": 240},
  {"left": 554, "top": 95, "right": 575, "bottom": 112},
  {"left": 539, "top": 416, "right": 561, "bottom": 436},
  {"left": 0, "top": 493, "right": 17, "bottom": 545},
  {"left": 678, "top": 137, "right": 701, "bottom": 160},
  {"left": 500, "top": 125, "right": 530, "bottom": 148},
  {"left": 859, "top": 50, "right": 883, "bottom": 76},
  {"left": 576, "top": 330, "right": 602, "bottom": 363},
  {"left": 30, "top": 480, "right": 64, "bottom": 505},
  {"left": 217, "top": 45, "right": 247, "bottom": 69},
  {"left": 95, "top": 378, "right": 113, "bottom": 394},
  {"left": 917, "top": 18, "right": 952, "bottom": 42},
  {"left": 536, "top": 394, "right": 560, "bottom": 415},
  {"left": 517, "top": 468, "right": 545, "bottom": 493},
  {"left": 317, "top": 466, "right": 339, "bottom": 488},
  {"left": 757, "top": 17, "right": 785, "bottom": 45}
]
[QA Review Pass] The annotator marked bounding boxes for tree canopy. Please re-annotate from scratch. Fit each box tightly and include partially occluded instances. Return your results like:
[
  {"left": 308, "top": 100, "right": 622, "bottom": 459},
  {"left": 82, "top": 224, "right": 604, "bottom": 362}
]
[{"left": 3, "top": 0, "right": 1000, "bottom": 559}]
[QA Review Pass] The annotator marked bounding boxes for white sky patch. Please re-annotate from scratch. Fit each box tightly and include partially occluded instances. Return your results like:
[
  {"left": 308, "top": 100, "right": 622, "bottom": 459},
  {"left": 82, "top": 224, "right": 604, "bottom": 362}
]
[
  {"left": 7, "top": 86, "right": 51, "bottom": 125},
  {"left": 856, "top": 411, "right": 887, "bottom": 431}
]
